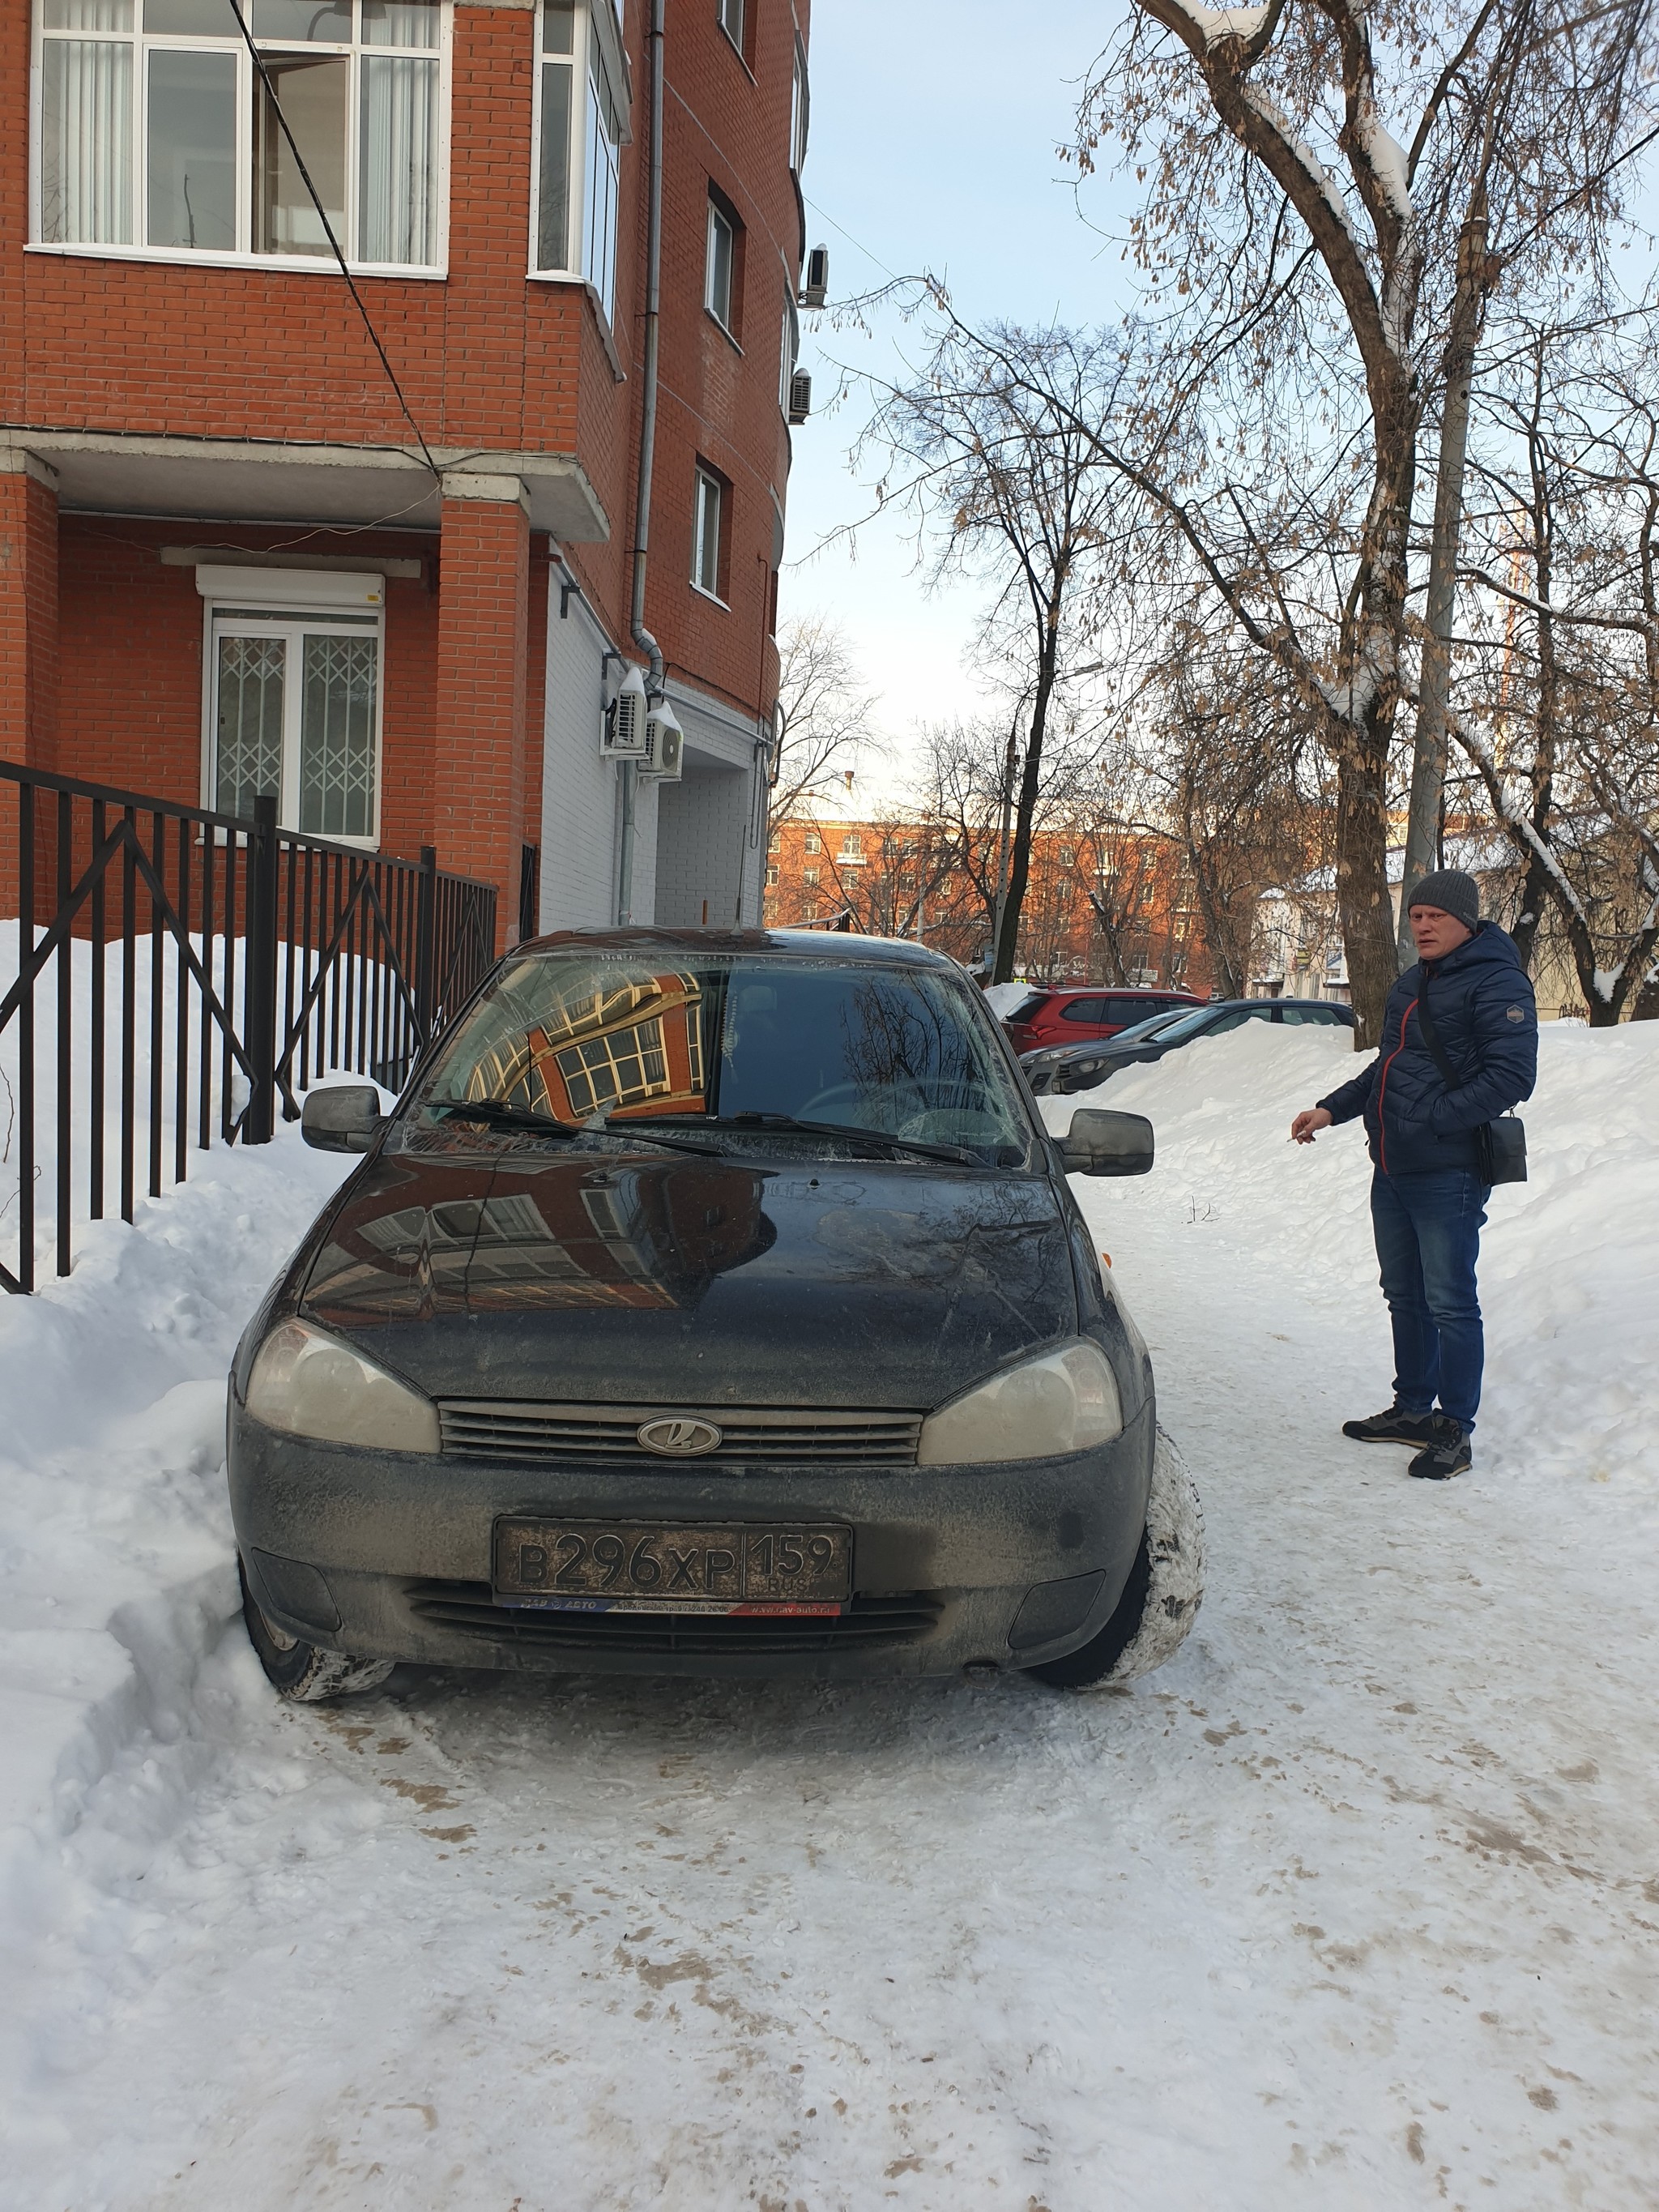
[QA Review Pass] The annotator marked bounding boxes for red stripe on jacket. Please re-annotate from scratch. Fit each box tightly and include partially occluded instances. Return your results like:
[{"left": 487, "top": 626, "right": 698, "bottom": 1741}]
[{"left": 1375, "top": 996, "right": 1419, "bottom": 1175}]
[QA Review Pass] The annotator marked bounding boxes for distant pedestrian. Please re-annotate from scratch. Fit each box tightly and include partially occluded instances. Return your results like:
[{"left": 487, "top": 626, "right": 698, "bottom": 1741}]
[{"left": 1290, "top": 871, "right": 1537, "bottom": 1480}]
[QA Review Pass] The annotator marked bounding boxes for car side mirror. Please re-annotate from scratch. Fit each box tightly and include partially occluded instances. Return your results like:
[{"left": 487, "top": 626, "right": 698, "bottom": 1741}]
[
  {"left": 301, "top": 1084, "right": 386, "bottom": 1154},
  {"left": 1059, "top": 1108, "right": 1154, "bottom": 1177}
]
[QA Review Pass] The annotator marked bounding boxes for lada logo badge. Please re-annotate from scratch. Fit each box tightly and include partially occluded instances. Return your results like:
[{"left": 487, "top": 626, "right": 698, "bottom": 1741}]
[{"left": 637, "top": 1416, "right": 723, "bottom": 1457}]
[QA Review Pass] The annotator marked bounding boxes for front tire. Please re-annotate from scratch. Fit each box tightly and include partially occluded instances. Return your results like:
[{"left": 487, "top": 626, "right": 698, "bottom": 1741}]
[
  {"left": 239, "top": 1557, "right": 395, "bottom": 1703},
  {"left": 1029, "top": 1426, "right": 1205, "bottom": 1689}
]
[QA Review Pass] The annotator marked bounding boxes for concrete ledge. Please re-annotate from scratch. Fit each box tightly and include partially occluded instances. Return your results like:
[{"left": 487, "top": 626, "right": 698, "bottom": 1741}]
[
  {"left": 0, "top": 445, "right": 61, "bottom": 493},
  {"left": 13, "top": 430, "right": 608, "bottom": 542},
  {"left": 441, "top": 472, "right": 531, "bottom": 510}
]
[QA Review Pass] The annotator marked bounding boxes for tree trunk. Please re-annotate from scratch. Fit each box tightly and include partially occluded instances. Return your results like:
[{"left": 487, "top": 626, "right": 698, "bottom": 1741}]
[
  {"left": 1334, "top": 741, "right": 1399, "bottom": 1051},
  {"left": 1398, "top": 197, "right": 1488, "bottom": 967},
  {"left": 1191, "top": 856, "right": 1246, "bottom": 997},
  {"left": 993, "top": 603, "right": 1062, "bottom": 983}
]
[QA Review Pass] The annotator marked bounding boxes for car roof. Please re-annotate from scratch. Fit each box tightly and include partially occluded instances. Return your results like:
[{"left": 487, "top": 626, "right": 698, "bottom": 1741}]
[
  {"left": 516, "top": 925, "right": 963, "bottom": 974},
  {"left": 1034, "top": 986, "right": 1185, "bottom": 1004}
]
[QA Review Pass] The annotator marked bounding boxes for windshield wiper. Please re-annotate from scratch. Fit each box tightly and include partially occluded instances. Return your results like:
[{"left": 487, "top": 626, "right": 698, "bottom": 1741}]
[
  {"left": 680, "top": 1112, "right": 980, "bottom": 1164},
  {"left": 436, "top": 1098, "right": 723, "bottom": 1159},
  {"left": 433, "top": 1098, "right": 580, "bottom": 1138},
  {"left": 580, "top": 1111, "right": 725, "bottom": 1156}
]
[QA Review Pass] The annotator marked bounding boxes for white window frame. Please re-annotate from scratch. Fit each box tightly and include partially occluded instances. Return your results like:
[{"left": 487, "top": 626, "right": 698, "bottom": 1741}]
[
  {"left": 705, "top": 194, "right": 736, "bottom": 332},
  {"left": 196, "top": 566, "right": 386, "bottom": 848},
  {"left": 529, "top": 0, "right": 625, "bottom": 327},
  {"left": 716, "top": 0, "right": 744, "bottom": 58},
  {"left": 691, "top": 464, "right": 727, "bottom": 606},
  {"left": 30, "top": 0, "right": 452, "bottom": 277},
  {"left": 789, "top": 33, "right": 808, "bottom": 175}
]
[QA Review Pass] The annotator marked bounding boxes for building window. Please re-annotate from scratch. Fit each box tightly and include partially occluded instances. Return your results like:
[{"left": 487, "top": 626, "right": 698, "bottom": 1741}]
[
  {"left": 802, "top": 867, "right": 817, "bottom": 886},
  {"left": 704, "top": 188, "right": 742, "bottom": 337},
  {"left": 35, "top": 0, "right": 447, "bottom": 271},
  {"left": 534, "top": 0, "right": 621, "bottom": 321},
  {"left": 801, "top": 901, "right": 817, "bottom": 922},
  {"left": 716, "top": 0, "right": 744, "bottom": 58},
  {"left": 804, "top": 832, "right": 819, "bottom": 853},
  {"left": 202, "top": 580, "right": 384, "bottom": 843},
  {"left": 692, "top": 461, "right": 728, "bottom": 604},
  {"left": 766, "top": 864, "right": 778, "bottom": 887},
  {"left": 789, "top": 35, "right": 808, "bottom": 174}
]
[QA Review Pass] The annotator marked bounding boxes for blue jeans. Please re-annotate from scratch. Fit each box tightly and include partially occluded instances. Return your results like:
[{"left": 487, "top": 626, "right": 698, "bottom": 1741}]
[{"left": 1369, "top": 1171, "right": 1490, "bottom": 1433}]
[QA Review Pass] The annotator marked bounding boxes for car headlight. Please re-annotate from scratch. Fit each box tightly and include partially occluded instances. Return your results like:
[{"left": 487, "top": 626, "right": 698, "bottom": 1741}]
[
  {"left": 244, "top": 1318, "right": 439, "bottom": 1453},
  {"left": 916, "top": 1339, "right": 1124, "bottom": 1465}
]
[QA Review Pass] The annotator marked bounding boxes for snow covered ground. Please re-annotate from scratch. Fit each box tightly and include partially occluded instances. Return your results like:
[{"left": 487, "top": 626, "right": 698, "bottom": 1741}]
[{"left": 2, "top": 1022, "right": 1657, "bottom": 2210}]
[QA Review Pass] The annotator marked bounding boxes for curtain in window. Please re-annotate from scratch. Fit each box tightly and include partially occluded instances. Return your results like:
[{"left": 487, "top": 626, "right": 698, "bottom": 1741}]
[
  {"left": 358, "top": 53, "right": 437, "bottom": 266},
  {"left": 299, "top": 635, "right": 377, "bottom": 839},
  {"left": 40, "top": 37, "right": 134, "bottom": 246},
  {"left": 537, "top": 58, "right": 573, "bottom": 270},
  {"left": 215, "top": 636, "right": 285, "bottom": 818}
]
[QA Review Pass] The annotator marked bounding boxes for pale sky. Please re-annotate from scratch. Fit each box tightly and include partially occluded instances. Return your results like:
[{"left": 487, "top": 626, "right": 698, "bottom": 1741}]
[
  {"left": 782, "top": 0, "right": 1137, "bottom": 809},
  {"left": 781, "top": 2, "right": 1659, "bottom": 817}
]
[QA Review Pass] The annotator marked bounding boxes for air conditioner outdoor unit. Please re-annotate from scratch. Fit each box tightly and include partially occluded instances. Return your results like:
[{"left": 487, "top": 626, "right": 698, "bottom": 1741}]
[
  {"left": 787, "top": 370, "right": 812, "bottom": 426},
  {"left": 601, "top": 663, "right": 648, "bottom": 758},
  {"left": 800, "top": 246, "right": 829, "bottom": 310},
  {"left": 641, "top": 699, "right": 684, "bottom": 782}
]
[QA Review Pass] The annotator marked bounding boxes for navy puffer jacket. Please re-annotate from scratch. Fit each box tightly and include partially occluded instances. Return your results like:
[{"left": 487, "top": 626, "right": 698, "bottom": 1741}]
[{"left": 1317, "top": 924, "right": 1538, "bottom": 1176}]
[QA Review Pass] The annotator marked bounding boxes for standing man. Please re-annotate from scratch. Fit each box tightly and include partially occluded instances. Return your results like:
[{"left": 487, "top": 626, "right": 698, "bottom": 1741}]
[{"left": 1290, "top": 871, "right": 1537, "bottom": 1480}]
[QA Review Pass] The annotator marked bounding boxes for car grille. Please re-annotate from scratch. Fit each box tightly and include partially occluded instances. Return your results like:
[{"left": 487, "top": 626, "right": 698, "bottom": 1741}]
[
  {"left": 437, "top": 1401, "right": 923, "bottom": 1467},
  {"left": 404, "top": 1581, "right": 942, "bottom": 1655}
]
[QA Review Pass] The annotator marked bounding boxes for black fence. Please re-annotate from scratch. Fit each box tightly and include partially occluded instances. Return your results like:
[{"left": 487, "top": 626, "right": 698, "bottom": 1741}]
[{"left": 1, "top": 762, "right": 498, "bottom": 1293}]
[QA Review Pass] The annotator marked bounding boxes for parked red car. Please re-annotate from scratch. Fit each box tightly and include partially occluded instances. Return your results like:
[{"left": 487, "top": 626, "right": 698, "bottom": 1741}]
[{"left": 1001, "top": 985, "right": 1205, "bottom": 1057}]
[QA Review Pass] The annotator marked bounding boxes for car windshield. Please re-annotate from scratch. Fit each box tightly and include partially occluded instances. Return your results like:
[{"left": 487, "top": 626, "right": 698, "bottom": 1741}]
[
  {"left": 1004, "top": 991, "right": 1051, "bottom": 1023},
  {"left": 415, "top": 952, "right": 1033, "bottom": 1164},
  {"left": 1108, "top": 1008, "right": 1192, "bottom": 1045},
  {"left": 1146, "top": 1006, "right": 1221, "bottom": 1044}
]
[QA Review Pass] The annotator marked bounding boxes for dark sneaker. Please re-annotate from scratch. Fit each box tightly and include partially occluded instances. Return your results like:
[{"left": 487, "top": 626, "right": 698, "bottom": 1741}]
[
  {"left": 1409, "top": 1432, "right": 1473, "bottom": 1481},
  {"left": 1341, "top": 1407, "right": 1444, "bottom": 1446}
]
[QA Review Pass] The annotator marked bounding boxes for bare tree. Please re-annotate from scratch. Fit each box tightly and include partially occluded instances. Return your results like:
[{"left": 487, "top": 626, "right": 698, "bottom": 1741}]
[
  {"left": 1064, "top": 0, "right": 1658, "bottom": 1041},
  {"left": 768, "top": 617, "right": 879, "bottom": 836},
  {"left": 1452, "top": 314, "right": 1659, "bottom": 1022},
  {"left": 857, "top": 320, "right": 1140, "bottom": 984}
]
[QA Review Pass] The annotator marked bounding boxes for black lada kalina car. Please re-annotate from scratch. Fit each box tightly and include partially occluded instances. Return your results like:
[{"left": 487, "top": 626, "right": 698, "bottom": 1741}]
[{"left": 228, "top": 930, "right": 1205, "bottom": 1700}]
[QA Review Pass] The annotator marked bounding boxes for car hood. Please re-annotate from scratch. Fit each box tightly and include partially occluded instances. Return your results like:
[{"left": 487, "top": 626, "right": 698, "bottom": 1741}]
[{"left": 297, "top": 1142, "right": 1077, "bottom": 1411}]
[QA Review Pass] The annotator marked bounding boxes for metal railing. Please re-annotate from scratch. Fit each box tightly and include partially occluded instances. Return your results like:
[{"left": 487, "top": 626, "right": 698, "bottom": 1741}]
[{"left": 1, "top": 763, "right": 498, "bottom": 1293}]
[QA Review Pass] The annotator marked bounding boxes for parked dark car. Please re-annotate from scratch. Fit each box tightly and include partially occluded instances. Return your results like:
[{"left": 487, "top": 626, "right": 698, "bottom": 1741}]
[
  {"left": 1022, "top": 997, "right": 1356, "bottom": 1095},
  {"left": 228, "top": 930, "right": 1205, "bottom": 1702},
  {"left": 1000, "top": 984, "right": 1204, "bottom": 1057}
]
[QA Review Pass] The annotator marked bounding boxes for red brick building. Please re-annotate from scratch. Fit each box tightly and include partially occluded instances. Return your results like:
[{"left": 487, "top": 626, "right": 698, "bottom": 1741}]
[
  {"left": 764, "top": 813, "right": 1221, "bottom": 994},
  {"left": 3, "top": 0, "right": 815, "bottom": 942}
]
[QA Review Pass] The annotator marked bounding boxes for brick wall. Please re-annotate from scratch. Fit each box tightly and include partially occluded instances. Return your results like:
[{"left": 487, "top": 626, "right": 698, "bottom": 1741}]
[{"left": 4, "top": 0, "right": 809, "bottom": 923}]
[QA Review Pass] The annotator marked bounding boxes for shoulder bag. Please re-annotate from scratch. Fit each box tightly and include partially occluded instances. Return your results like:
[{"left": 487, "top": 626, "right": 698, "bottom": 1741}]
[{"left": 1415, "top": 981, "right": 1528, "bottom": 1185}]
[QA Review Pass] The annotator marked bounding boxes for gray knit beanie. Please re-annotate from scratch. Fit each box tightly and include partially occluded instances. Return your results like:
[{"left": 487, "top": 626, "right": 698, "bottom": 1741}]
[{"left": 1405, "top": 869, "right": 1479, "bottom": 931}]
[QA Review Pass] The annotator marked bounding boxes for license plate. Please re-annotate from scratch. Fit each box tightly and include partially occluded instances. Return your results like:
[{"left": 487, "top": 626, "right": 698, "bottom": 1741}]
[{"left": 491, "top": 1520, "right": 853, "bottom": 1615}]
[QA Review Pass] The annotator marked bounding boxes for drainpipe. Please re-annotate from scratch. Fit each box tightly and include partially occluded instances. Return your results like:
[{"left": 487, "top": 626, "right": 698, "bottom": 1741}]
[{"left": 619, "top": 0, "right": 667, "bottom": 927}]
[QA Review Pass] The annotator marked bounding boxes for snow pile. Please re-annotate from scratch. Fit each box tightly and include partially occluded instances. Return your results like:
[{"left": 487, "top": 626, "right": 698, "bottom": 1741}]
[
  {"left": 0, "top": 1120, "right": 363, "bottom": 1853},
  {"left": 1044, "top": 1016, "right": 1659, "bottom": 1484},
  {"left": 0, "top": 1026, "right": 1655, "bottom": 2208}
]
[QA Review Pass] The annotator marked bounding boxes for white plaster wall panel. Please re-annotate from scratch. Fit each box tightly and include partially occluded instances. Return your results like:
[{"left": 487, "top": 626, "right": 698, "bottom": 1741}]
[
  {"left": 654, "top": 764, "right": 749, "bottom": 925},
  {"left": 539, "top": 590, "right": 617, "bottom": 930}
]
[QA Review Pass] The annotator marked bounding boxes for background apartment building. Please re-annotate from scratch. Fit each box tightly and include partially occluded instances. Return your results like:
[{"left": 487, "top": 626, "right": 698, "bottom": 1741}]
[
  {"left": 762, "top": 813, "right": 1222, "bottom": 995},
  {"left": 3, "top": 0, "right": 814, "bottom": 943}
]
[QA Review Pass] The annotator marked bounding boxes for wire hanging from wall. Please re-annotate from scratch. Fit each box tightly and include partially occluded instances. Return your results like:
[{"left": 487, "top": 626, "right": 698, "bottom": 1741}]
[{"left": 223, "top": 0, "right": 441, "bottom": 482}]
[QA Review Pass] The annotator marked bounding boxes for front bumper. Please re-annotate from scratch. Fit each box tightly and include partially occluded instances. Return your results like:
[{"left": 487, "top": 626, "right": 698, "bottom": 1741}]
[{"left": 227, "top": 1402, "right": 1156, "bottom": 1680}]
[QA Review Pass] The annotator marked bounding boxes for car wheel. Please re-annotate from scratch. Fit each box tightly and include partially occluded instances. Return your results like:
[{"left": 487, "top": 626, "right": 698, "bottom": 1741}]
[
  {"left": 239, "top": 1556, "right": 395, "bottom": 1703},
  {"left": 1028, "top": 1426, "right": 1205, "bottom": 1689}
]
